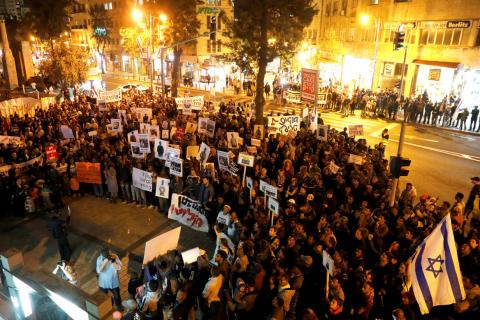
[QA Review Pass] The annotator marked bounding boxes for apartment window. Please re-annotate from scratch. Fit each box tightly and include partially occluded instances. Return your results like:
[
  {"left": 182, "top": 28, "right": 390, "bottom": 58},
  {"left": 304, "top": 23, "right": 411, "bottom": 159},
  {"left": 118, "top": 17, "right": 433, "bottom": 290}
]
[
  {"left": 333, "top": 1, "right": 339, "bottom": 15},
  {"left": 419, "top": 29, "right": 462, "bottom": 46},
  {"left": 104, "top": 2, "right": 113, "bottom": 10},
  {"left": 371, "top": 0, "right": 379, "bottom": 4}
]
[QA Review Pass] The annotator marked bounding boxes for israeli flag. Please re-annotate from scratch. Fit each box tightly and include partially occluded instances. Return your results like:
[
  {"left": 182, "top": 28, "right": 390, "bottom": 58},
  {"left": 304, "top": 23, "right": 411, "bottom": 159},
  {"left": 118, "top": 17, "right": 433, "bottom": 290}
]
[{"left": 409, "top": 214, "right": 466, "bottom": 314}]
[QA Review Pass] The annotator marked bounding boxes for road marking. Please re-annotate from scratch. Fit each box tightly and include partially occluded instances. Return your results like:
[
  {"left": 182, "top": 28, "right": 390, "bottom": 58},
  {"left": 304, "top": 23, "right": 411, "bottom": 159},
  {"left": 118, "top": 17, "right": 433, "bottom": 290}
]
[
  {"left": 369, "top": 123, "right": 399, "bottom": 139},
  {"left": 389, "top": 139, "right": 480, "bottom": 163},
  {"left": 389, "top": 135, "right": 439, "bottom": 143}
]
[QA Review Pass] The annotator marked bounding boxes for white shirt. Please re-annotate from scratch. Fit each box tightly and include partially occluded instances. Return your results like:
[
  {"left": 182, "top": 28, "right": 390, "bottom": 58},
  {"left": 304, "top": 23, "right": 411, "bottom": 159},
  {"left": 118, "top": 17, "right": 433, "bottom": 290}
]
[
  {"left": 202, "top": 274, "right": 224, "bottom": 305},
  {"left": 96, "top": 255, "right": 122, "bottom": 289},
  {"left": 216, "top": 211, "right": 230, "bottom": 226}
]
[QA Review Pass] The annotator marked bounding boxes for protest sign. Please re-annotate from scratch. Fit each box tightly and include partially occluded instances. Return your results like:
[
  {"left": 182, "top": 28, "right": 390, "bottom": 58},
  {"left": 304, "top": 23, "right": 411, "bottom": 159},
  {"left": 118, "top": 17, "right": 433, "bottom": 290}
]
[
  {"left": 197, "top": 143, "right": 210, "bottom": 164},
  {"left": 140, "top": 123, "right": 150, "bottom": 134},
  {"left": 251, "top": 138, "right": 261, "bottom": 147},
  {"left": 135, "top": 108, "right": 152, "bottom": 123},
  {"left": 206, "top": 119, "right": 216, "bottom": 138},
  {"left": 302, "top": 107, "right": 309, "bottom": 119},
  {"left": 227, "top": 132, "right": 240, "bottom": 149},
  {"left": 348, "top": 154, "right": 364, "bottom": 165},
  {"left": 217, "top": 150, "right": 229, "bottom": 171},
  {"left": 138, "top": 134, "right": 150, "bottom": 153},
  {"left": 253, "top": 125, "right": 264, "bottom": 139},
  {"left": 132, "top": 167, "right": 153, "bottom": 192},
  {"left": 0, "top": 135, "right": 22, "bottom": 145},
  {"left": 0, "top": 155, "right": 43, "bottom": 177},
  {"left": 169, "top": 157, "right": 183, "bottom": 177},
  {"left": 323, "top": 250, "right": 334, "bottom": 276},
  {"left": 259, "top": 180, "right": 277, "bottom": 199},
  {"left": 88, "top": 130, "right": 97, "bottom": 137},
  {"left": 175, "top": 128, "right": 185, "bottom": 141},
  {"left": 111, "top": 119, "right": 122, "bottom": 133},
  {"left": 76, "top": 162, "right": 101, "bottom": 184},
  {"left": 131, "top": 143, "right": 144, "bottom": 159},
  {"left": 246, "top": 146, "right": 257, "bottom": 154},
  {"left": 143, "top": 227, "right": 181, "bottom": 264},
  {"left": 175, "top": 96, "right": 204, "bottom": 110},
  {"left": 119, "top": 110, "right": 127, "bottom": 124},
  {"left": 181, "top": 247, "right": 202, "bottom": 264},
  {"left": 149, "top": 125, "right": 160, "bottom": 141},
  {"left": 46, "top": 145, "right": 57, "bottom": 161},
  {"left": 60, "top": 125, "right": 74, "bottom": 139},
  {"left": 328, "top": 161, "right": 340, "bottom": 174},
  {"left": 98, "top": 88, "right": 122, "bottom": 103},
  {"left": 348, "top": 125, "right": 364, "bottom": 137},
  {"left": 128, "top": 130, "right": 139, "bottom": 143},
  {"left": 318, "top": 92, "right": 328, "bottom": 104},
  {"left": 186, "top": 146, "right": 199, "bottom": 159},
  {"left": 168, "top": 193, "right": 209, "bottom": 232},
  {"left": 165, "top": 147, "right": 180, "bottom": 168},
  {"left": 161, "top": 129, "right": 169, "bottom": 140},
  {"left": 301, "top": 68, "right": 318, "bottom": 103},
  {"left": 198, "top": 117, "right": 208, "bottom": 134},
  {"left": 237, "top": 153, "right": 255, "bottom": 167},
  {"left": 154, "top": 139, "right": 168, "bottom": 160},
  {"left": 185, "top": 122, "right": 197, "bottom": 134},
  {"left": 267, "top": 115, "right": 300, "bottom": 135},
  {"left": 317, "top": 125, "right": 328, "bottom": 141},
  {"left": 155, "top": 177, "right": 170, "bottom": 198},
  {"left": 246, "top": 177, "right": 253, "bottom": 189},
  {"left": 268, "top": 197, "right": 279, "bottom": 216}
]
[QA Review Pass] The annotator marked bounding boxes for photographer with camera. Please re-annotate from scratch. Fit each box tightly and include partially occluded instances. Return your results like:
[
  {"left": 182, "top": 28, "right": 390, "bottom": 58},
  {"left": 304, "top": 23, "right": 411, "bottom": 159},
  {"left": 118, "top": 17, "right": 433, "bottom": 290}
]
[{"left": 96, "top": 248, "right": 123, "bottom": 311}]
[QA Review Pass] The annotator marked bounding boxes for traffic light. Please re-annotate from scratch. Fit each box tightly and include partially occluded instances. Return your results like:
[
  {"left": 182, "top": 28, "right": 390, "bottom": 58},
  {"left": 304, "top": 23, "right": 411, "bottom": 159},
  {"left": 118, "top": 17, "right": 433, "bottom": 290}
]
[
  {"left": 394, "top": 31, "right": 405, "bottom": 50},
  {"left": 389, "top": 156, "right": 411, "bottom": 178},
  {"left": 210, "top": 16, "right": 216, "bottom": 41}
]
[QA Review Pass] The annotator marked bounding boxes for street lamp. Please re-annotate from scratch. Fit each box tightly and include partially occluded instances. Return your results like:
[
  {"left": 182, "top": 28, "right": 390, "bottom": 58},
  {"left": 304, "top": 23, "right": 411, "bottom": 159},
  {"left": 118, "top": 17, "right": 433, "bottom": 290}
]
[
  {"left": 360, "top": 14, "right": 381, "bottom": 91},
  {"left": 132, "top": 8, "right": 143, "bottom": 22}
]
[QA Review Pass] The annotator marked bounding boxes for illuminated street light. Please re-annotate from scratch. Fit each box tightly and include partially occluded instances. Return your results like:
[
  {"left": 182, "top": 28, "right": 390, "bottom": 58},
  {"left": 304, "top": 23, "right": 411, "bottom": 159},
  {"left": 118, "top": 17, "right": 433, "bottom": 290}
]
[
  {"left": 360, "top": 15, "right": 369, "bottom": 26},
  {"left": 159, "top": 13, "right": 168, "bottom": 23},
  {"left": 132, "top": 8, "right": 143, "bottom": 22},
  {"left": 30, "top": 35, "right": 35, "bottom": 41}
]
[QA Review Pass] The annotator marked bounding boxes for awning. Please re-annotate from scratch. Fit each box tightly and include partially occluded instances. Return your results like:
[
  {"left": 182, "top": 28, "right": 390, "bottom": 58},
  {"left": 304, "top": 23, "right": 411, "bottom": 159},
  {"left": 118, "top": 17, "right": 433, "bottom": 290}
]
[{"left": 412, "top": 59, "right": 460, "bottom": 69}]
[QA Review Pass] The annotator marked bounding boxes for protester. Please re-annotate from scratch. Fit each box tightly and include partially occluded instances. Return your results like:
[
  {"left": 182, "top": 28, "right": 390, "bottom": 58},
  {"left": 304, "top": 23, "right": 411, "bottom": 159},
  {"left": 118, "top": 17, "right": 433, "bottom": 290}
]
[{"left": 96, "top": 248, "right": 123, "bottom": 311}]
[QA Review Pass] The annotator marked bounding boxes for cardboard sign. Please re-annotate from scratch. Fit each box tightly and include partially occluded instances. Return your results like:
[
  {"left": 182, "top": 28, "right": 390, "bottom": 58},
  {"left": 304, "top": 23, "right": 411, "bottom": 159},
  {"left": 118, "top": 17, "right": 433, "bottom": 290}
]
[
  {"left": 185, "top": 122, "right": 197, "bottom": 134},
  {"left": 46, "top": 145, "right": 57, "bottom": 161},
  {"left": 237, "top": 153, "right": 255, "bottom": 167},
  {"left": 154, "top": 139, "right": 168, "bottom": 160},
  {"left": 197, "top": 143, "right": 211, "bottom": 164},
  {"left": 175, "top": 128, "right": 185, "bottom": 141},
  {"left": 132, "top": 167, "right": 153, "bottom": 192},
  {"left": 198, "top": 117, "right": 208, "bottom": 134},
  {"left": 227, "top": 132, "right": 240, "bottom": 149},
  {"left": 140, "top": 123, "right": 150, "bottom": 134},
  {"left": 138, "top": 134, "right": 151, "bottom": 153},
  {"left": 88, "top": 130, "right": 97, "bottom": 137},
  {"left": 181, "top": 247, "right": 201, "bottom": 264},
  {"left": 246, "top": 177, "right": 253, "bottom": 189},
  {"left": 317, "top": 125, "right": 328, "bottom": 141},
  {"left": 165, "top": 147, "right": 181, "bottom": 168},
  {"left": 206, "top": 119, "right": 216, "bottom": 138},
  {"left": 135, "top": 107, "right": 152, "bottom": 123},
  {"left": 131, "top": 142, "right": 145, "bottom": 159},
  {"left": 60, "top": 125, "right": 74, "bottom": 139},
  {"left": 0, "top": 135, "right": 22, "bottom": 145},
  {"left": 0, "top": 155, "right": 43, "bottom": 177},
  {"left": 302, "top": 107, "right": 309, "bottom": 119},
  {"left": 168, "top": 193, "right": 209, "bottom": 232},
  {"left": 318, "top": 92, "right": 328, "bottom": 104},
  {"left": 348, "top": 124, "right": 364, "bottom": 137},
  {"left": 267, "top": 116, "right": 300, "bottom": 135},
  {"left": 323, "top": 250, "right": 334, "bottom": 276},
  {"left": 76, "top": 162, "right": 101, "bottom": 184},
  {"left": 156, "top": 177, "right": 170, "bottom": 198},
  {"left": 143, "top": 227, "right": 181, "bottom": 264},
  {"left": 253, "top": 125, "right": 264, "bottom": 139},
  {"left": 149, "top": 125, "right": 160, "bottom": 141},
  {"left": 111, "top": 119, "right": 122, "bottom": 133},
  {"left": 268, "top": 197, "right": 279, "bottom": 216},
  {"left": 217, "top": 150, "right": 229, "bottom": 171},
  {"left": 246, "top": 146, "right": 257, "bottom": 154},
  {"left": 328, "top": 161, "right": 340, "bottom": 174},
  {"left": 186, "top": 146, "right": 200, "bottom": 159},
  {"left": 161, "top": 129, "right": 169, "bottom": 140},
  {"left": 169, "top": 157, "right": 183, "bottom": 177},
  {"left": 348, "top": 154, "right": 364, "bottom": 165},
  {"left": 251, "top": 138, "right": 261, "bottom": 147},
  {"left": 259, "top": 180, "right": 277, "bottom": 199}
]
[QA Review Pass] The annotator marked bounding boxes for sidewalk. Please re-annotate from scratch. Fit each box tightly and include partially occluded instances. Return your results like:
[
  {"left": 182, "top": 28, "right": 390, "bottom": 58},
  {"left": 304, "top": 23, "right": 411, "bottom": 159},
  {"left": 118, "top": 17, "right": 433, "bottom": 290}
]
[{"left": 0, "top": 195, "right": 215, "bottom": 315}]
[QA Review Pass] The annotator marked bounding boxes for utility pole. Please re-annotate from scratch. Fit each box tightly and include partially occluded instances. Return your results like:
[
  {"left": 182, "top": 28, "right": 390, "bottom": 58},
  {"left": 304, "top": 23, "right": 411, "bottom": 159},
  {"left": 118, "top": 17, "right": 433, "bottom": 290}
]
[
  {"left": 389, "top": 29, "right": 408, "bottom": 207},
  {"left": 370, "top": 18, "right": 381, "bottom": 91}
]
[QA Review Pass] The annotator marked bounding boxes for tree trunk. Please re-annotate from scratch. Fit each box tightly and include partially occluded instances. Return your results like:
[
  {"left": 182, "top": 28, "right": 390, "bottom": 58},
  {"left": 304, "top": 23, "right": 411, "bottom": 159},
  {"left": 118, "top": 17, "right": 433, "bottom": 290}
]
[
  {"left": 255, "top": 1, "right": 268, "bottom": 124},
  {"left": 171, "top": 46, "right": 182, "bottom": 98}
]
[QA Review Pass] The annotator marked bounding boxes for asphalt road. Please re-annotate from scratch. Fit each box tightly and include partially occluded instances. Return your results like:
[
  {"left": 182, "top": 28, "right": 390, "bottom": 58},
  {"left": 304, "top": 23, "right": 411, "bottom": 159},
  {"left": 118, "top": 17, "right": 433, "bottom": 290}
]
[{"left": 104, "top": 74, "right": 479, "bottom": 203}]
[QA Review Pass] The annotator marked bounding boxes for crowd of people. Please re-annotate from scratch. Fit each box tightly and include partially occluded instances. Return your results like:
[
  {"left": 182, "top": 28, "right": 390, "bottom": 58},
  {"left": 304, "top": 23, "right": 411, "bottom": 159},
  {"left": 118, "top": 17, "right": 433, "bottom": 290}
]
[
  {"left": 303, "top": 87, "right": 479, "bottom": 133},
  {"left": 0, "top": 88, "right": 479, "bottom": 320}
]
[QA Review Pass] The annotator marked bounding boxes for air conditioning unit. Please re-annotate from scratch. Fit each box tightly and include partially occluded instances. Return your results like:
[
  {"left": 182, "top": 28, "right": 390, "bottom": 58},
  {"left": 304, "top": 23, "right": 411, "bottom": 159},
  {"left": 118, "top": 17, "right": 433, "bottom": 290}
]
[{"left": 340, "top": 10, "right": 345, "bottom": 16}]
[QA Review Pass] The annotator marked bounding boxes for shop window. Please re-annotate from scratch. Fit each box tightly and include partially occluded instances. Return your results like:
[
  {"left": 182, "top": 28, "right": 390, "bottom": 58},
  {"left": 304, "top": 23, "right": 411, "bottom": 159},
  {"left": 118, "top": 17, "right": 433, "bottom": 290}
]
[
  {"left": 451, "top": 29, "right": 462, "bottom": 45},
  {"left": 394, "top": 63, "right": 408, "bottom": 76},
  {"left": 435, "top": 30, "right": 444, "bottom": 45},
  {"left": 419, "top": 30, "right": 428, "bottom": 45},
  {"left": 427, "top": 31, "right": 435, "bottom": 45},
  {"left": 444, "top": 29, "right": 453, "bottom": 45}
]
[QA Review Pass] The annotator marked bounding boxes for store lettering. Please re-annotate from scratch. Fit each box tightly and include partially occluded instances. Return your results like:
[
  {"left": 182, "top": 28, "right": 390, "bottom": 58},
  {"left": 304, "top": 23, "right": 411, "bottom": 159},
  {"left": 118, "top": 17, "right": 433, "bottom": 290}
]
[
  {"left": 198, "top": 7, "right": 220, "bottom": 14},
  {"left": 446, "top": 21, "right": 471, "bottom": 28}
]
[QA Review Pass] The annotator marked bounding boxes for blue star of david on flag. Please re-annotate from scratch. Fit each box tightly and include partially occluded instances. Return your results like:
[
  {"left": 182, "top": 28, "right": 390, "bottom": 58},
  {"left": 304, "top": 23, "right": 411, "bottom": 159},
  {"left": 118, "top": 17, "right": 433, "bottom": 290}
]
[{"left": 425, "top": 254, "right": 444, "bottom": 278}]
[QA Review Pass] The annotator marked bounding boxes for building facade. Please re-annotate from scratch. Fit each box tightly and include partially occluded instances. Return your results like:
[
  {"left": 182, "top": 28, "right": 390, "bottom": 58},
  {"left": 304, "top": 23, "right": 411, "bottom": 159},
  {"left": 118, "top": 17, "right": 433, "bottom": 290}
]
[{"left": 312, "top": 0, "right": 480, "bottom": 108}]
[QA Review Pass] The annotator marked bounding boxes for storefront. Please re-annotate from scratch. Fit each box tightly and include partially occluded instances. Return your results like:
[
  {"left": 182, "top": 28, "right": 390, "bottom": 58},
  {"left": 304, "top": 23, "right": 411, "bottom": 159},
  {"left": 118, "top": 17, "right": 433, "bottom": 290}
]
[
  {"left": 342, "top": 55, "right": 373, "bottom": 92},
  {"left": 452, "top": 66, "right": 480, "bottom": 110},
  {"left": 412, "top": 60, "right": 458, "bottom": 103}
]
